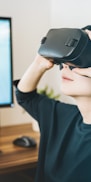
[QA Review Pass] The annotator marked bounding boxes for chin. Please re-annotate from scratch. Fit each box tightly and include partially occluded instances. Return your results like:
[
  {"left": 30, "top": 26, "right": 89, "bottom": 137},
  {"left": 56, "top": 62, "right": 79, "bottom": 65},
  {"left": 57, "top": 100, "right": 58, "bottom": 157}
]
[
  {"left": 61, "top": 87, "right": 91, "bottom": 97},
  {"left": 61, "top": 88, "right": 75, "bottom": 96}
]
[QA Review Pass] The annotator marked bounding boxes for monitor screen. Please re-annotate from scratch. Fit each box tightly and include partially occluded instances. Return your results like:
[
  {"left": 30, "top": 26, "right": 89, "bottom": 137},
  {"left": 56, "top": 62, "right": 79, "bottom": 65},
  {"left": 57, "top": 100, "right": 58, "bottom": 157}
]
[{"left": 0, "top": 17, "right": 13, "bottom": 107}]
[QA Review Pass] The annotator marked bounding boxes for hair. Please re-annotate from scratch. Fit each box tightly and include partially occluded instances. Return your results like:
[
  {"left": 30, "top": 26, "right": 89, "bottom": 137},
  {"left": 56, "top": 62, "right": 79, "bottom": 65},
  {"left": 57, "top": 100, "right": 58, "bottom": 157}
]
[{"left": 82, "top": 25, "right": 91, "bottom": 31}]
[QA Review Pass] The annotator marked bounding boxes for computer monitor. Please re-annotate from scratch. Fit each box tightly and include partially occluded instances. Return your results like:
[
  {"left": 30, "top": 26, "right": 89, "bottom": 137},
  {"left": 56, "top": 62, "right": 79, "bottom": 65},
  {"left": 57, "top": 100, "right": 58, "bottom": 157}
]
[{"left": 0, "top": 17, "right": 13, "bottom": 107}]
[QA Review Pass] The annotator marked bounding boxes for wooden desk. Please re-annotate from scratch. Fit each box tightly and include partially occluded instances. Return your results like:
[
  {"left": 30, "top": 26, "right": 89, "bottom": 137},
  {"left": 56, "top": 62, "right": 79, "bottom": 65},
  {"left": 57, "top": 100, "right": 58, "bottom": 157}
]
[{"left": 0, "top": 123, "right": 40, "bottom": 175}]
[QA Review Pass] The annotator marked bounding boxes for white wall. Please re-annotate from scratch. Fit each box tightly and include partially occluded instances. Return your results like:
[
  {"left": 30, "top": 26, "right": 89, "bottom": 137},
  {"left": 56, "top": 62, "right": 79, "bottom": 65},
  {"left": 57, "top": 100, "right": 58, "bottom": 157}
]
[
  {"left": 51, "top": 0, "right": 91, "bottom": 28},
  {"left": 0, "top": 0, "right": 51, "bottom": 126},
  {"left": 1, "top": 0, "right": 91, "bottom": 126}
]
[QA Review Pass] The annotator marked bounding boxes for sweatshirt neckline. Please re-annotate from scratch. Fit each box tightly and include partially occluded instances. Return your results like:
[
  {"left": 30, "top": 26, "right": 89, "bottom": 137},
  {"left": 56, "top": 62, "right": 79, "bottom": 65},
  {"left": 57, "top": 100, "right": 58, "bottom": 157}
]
[{"left": 81, "top": 120, "right": 91, "bottom": 130}]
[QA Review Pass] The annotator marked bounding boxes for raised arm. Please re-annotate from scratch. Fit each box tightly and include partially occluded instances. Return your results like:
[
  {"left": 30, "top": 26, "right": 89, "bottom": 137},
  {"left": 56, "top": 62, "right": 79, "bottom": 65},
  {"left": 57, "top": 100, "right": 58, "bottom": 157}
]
[{"left": 18, "top": 54, "right": 54, "bottom": 92}]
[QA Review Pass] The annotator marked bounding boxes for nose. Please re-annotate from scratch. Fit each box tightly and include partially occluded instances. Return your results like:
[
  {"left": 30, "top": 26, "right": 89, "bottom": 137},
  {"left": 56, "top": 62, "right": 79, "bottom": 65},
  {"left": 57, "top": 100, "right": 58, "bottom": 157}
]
[
  {"left": 60, "top": 63, "right": 76, "bottom": 70},
  {"left": 60, "top": 63, "right": 69, "bottom": 70},
  {"left": 62, "top": 63, "right": 69, "bottom": 68}
]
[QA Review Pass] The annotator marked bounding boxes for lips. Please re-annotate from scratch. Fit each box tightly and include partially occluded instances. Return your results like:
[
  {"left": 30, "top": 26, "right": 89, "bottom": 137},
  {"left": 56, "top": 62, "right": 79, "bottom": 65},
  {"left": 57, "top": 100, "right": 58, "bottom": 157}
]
[{"left": 62, "top": 76, "right": 74, "bottom": 81}]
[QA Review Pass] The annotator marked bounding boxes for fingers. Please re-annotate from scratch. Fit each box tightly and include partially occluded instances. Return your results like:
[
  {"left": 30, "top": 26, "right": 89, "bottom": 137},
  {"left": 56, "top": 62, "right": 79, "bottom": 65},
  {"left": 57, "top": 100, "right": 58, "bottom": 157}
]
[
  {"left": 35, "top": 54, "right": 54, "bottom": 70},
  {"left": 85, "top": 29, "right": 91, "bottom": 40},
  {"left": 72, "top": 67, "right": 91, "bottom": 77}
]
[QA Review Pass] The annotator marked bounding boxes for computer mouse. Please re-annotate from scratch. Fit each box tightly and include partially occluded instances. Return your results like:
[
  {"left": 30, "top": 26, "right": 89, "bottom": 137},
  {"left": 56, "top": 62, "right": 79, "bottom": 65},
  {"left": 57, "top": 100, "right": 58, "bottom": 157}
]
[{"left": 13, "top": 136, "right": 37, "bottom": 148}]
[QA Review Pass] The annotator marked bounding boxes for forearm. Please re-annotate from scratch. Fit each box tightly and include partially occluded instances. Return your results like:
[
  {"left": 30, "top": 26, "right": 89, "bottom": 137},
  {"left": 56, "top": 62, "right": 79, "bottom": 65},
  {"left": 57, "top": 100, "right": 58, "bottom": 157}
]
[
  {"left": 18, "top": 62, "right": 45, "bottom": 92},
  {"left": 18, "top": 55, "right": 53, "bottom": 92}
]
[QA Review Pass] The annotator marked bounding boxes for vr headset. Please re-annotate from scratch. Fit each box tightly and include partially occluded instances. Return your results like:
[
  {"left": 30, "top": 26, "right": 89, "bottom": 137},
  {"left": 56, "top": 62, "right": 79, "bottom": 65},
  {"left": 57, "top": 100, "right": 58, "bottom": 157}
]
[{"left": 38, "top": 25, "right": 91, "bottom": 68}]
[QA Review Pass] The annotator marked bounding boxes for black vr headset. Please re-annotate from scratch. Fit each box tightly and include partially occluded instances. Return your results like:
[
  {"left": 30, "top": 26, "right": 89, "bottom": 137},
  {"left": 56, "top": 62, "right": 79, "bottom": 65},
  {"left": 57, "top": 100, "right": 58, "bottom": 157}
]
[{"left": 38, "top": 25, "right": 91, "bottom": 68}]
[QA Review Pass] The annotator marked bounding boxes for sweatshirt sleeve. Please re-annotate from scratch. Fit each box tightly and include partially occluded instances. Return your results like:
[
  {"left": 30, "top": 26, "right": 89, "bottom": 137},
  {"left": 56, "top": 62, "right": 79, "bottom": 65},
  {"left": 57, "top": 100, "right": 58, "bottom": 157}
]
[
  {"left": 15, "top": 87, "right": 79, "bottom": 136},
  {"left": 15, "top": 88, "right": 57, "bottom": 128}
]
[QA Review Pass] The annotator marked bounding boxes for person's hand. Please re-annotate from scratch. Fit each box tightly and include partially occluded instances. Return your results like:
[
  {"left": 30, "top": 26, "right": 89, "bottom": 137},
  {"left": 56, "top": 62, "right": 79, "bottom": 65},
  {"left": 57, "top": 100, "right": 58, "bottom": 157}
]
[
  {"left": 85, "top": 29, "right": 91, "bottom": 40},
  {"left": 72, "top": 67, "right": 91, "bottom": 78},
  {"left": 34, "top": 54, "right": 54, "bottom": 71}
]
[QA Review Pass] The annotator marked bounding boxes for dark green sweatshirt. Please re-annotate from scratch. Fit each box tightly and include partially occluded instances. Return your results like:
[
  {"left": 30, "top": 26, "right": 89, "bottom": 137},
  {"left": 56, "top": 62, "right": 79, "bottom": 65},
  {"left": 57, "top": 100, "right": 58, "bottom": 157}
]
[{"left": 16, "top": 89, "right": 91, "bottom": 182}]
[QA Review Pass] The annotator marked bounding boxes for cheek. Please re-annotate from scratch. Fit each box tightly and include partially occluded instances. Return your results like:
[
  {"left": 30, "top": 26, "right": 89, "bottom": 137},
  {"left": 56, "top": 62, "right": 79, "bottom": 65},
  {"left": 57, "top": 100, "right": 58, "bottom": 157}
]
[
  {"left": 60, "top": 74, "right": 91, "bottom": 96},
  {"left": 72, "top": 76, "right": 91, "bottom": 96},
  {"left": 73, "top": 72, "right": 91, "bottom": 85},
  {"left": 77, "top": 78, "right": 91, "bottom": 94}
]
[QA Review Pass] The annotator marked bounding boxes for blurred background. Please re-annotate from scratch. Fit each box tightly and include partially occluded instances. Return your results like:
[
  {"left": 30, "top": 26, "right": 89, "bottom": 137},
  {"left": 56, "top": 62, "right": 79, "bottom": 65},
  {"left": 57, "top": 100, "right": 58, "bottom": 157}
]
[{"left": 0, "top": 0, "right": 91, "bottom": 128}]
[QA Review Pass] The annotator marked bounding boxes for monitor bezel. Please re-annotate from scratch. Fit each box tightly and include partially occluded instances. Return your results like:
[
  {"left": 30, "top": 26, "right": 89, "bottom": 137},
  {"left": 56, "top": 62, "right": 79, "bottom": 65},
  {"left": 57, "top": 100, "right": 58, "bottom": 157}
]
[{"left": 0, "top": 16, "right": 14, "bottom": 108}]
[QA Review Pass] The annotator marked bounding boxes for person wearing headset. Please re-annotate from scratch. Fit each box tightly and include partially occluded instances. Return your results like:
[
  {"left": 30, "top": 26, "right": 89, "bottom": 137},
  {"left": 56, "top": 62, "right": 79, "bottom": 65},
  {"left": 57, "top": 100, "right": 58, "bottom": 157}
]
[{"left": 15, "top": 29, "right": 91, "bottom": 182}]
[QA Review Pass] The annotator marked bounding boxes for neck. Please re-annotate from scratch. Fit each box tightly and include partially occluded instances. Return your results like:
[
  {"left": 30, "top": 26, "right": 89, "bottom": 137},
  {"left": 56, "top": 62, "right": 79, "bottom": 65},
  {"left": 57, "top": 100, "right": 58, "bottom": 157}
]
[{"left": 74, "top": 97, "right": 91, "bottom": 124}]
